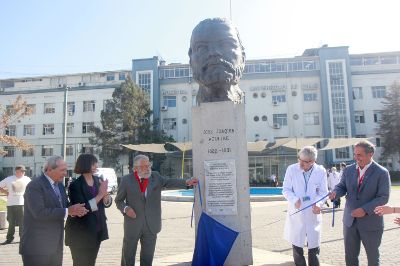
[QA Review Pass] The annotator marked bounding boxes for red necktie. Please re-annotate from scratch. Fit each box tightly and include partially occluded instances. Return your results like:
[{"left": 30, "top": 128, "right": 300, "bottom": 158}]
[{"left": 357, "top": 168, "right": 365, "bottom": 191}]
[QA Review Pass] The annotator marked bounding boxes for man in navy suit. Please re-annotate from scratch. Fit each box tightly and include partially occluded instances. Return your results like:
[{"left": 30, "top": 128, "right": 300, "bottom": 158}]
[
  {"left": 329, "top": 140, "right": 390, "bottom": 266},
  {"left": 19, "top": 155, "right": 88, "bottom": 266}
]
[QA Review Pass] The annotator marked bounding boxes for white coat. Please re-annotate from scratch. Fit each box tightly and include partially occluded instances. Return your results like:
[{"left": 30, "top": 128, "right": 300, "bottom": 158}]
[
  {"left": 282, "top": 163, "right": 328, "bottom": 249},
  {"left": 327, "top": 171, "right": 341, "bottom": 191}
]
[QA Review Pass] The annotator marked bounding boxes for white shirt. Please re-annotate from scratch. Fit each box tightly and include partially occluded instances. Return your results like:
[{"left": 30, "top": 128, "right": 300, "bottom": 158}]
[
  {"left": 356, "top": 161, "right": 373, "bottom": 183},
  {"left": 0, "top": 175, "right": 31, "bottom": 206}
]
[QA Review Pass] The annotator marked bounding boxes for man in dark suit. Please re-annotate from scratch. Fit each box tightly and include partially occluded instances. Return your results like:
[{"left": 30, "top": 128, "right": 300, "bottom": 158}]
[
  {"left": 329, "top": 140, "right": 390, "bottom": 266},
  {"left": 19, "top": 155, "right": 88, "bottom": 266},
  {"left": 115, "top": 154, "right": 198, "bottom": 266}
]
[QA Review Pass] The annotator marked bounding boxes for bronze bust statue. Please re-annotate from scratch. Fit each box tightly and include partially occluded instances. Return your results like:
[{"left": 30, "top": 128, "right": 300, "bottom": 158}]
[{"left": 188, "top": 18, "right": 245, "bottom": 104}]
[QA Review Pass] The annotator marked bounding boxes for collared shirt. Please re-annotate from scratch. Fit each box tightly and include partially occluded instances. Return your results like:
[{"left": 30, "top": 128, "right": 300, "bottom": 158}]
[
  {"left": 356, "top": 160, "right": 373, "bottom": 183},
  {"left": 44, "top": 174, "right": 68, "bottom": 219},
  {"left": 302, "top": 164, "right": 315, "bottom": 184}
]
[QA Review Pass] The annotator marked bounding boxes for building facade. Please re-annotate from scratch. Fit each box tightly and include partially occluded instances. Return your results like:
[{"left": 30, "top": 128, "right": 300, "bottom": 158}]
[{"left": 1, "top": 45, "right": 400, "bottom": 180}]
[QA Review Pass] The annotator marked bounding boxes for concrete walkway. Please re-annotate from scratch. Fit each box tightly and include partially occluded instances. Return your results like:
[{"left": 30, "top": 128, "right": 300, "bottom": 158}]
[{"left": 1, "top": 189, "right": 399, "bottom": 265}]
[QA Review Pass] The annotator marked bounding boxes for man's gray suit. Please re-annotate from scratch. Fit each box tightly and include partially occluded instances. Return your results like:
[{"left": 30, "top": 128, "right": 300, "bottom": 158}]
[
  {"left": 333, "top": 161, "right": 390, "bottom": 266},
  {"left": 115, "top": 171, "right": 188, "bottom": 266},
  {"left": 19, "top": 174, "right": 68, "bottom": 266}
]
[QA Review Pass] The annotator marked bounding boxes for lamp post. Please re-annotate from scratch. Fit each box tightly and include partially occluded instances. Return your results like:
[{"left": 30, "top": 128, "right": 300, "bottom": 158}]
[{"left": 62, "top": 85, "right": 69, "bottom": 185}]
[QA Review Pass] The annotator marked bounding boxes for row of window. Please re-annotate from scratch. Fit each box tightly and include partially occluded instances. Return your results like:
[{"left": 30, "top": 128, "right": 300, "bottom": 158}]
[
  {"left": 251, "top": 91, "right": 318, "bottom": 102},
  {"left": 252, "top": 112, "right": 320, "bottom": 126},
  {"left": 4, "top": 122, "right": 95, "bottom": 136},
  {"left": 6, "top": 101, "right": 98, "bottom": 116},
  {"left": 350, "top": 55, "right": 400, "bottom": 66},
  {"left": 2, "top": 145, "right": 94, "bottom": 158},
  {"left": 355, "top": 111, "right": 382, "bottom": 123},
  {"left": 352, "top": 86, "right": 386, "bottom": 99}
]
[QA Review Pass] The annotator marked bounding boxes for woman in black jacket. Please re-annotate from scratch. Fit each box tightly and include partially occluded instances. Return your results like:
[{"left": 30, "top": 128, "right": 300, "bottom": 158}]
[{"left": 65, "top": 154, "right": 112, "bottom": 266}]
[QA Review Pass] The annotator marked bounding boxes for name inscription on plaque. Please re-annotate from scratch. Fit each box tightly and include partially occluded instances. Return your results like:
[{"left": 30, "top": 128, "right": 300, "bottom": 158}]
[{"left": 204, "top": 159, "right": 237, "bottom": 215}]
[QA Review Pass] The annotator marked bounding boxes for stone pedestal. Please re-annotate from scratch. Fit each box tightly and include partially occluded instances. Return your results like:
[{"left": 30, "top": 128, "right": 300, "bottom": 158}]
[{"left": 192, "top": 101, "right": 253, "bottom": 265}]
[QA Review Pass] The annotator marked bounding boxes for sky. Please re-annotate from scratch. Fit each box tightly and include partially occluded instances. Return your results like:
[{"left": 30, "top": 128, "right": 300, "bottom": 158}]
[{"left": 1, "top": 0, "right": 399, "bottom": 79}]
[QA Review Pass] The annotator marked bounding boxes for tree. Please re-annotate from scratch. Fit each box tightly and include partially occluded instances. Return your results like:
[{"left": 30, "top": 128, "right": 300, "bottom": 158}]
[
  {"left": 90, "top": 77, "right": 174, "bottom": 169},
  {"left": 0, "top": 96, "right": 33, "bottom": 156},
  {"left": 377, "top": 82, "right": 400, "bottom": 159}
]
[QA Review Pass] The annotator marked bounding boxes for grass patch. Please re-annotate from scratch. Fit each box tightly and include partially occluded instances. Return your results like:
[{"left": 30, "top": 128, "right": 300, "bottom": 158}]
[{"left": 0, "top": 199, "right": 6, "bottom": 211}]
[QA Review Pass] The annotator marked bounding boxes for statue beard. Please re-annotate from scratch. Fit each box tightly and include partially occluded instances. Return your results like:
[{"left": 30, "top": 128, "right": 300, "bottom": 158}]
[{"left": 194, "top": 57, "right": 243, "bottom": 89}]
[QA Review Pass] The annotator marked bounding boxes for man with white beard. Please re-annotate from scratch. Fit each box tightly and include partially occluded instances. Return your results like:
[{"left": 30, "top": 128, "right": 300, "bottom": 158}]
[{"left": 115, "top": 154, "right": 198, "bottom": 266}]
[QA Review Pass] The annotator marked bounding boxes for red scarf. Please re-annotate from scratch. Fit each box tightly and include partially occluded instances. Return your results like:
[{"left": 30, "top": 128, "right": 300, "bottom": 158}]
[{"left": 134, "top": 171, "right": 149, "bottom": 193}]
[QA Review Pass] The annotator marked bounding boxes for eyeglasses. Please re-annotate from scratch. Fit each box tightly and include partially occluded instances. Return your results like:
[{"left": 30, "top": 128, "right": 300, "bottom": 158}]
[{"left": 298, "top": 157, "right": 313, "bottom": 164}]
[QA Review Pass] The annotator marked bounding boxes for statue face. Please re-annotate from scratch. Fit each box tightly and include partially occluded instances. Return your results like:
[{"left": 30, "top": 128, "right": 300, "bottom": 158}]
[{"left": 189, "top": 21, "right": 245, "bottom": 89}]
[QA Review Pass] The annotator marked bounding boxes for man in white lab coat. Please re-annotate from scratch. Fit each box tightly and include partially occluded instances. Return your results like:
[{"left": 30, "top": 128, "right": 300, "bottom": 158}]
[{"left": 282, "top": 146, "right": 328, "bottom": 266}]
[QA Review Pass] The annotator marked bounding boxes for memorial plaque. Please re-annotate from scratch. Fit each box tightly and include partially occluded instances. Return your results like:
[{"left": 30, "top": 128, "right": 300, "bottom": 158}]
[{"left": 204, "top": 159, "right": 237, "bottom": 215}]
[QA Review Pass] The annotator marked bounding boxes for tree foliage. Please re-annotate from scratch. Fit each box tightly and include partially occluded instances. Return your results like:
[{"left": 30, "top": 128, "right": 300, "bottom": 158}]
[
  {"left": 0, "top": 96, "right": 33, "bottom": 156},
  {"left": 377, "top": 82, "right": 400, "bottom": 158},
  {"left": 90, "top": 77, "right": 174, "bottom": 169}
]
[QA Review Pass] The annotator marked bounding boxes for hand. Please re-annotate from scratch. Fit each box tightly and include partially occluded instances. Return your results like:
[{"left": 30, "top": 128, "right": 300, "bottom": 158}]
[
  {"left": 374, "top": 205, "right": 394, "bottom": 216},
  {"left": 312, "top": 204, "right": 321, "bottom": 214},
  {"left": 295, "top": 199, "right": 301, "bottom": 209},
  {"left": 98, "top": 179, "right": 108, "bottom": 198},
  {"left": 351, "top": 207, "right": 366, "bottom": 218},
  {"left": 394, "top": 217, "right": 400, "bottom": 226},
  {"left": 125, "top": 206, "right": 137, "bottom": 219},
  {"left": 186, "top": 177, "right": 198, "bottom": 187},
  {"left": 68, "top": 203, "right": 88, "bottom": 217},
  {"left": 103, "top": 194, "right": 112, "bottom": 207},
  {"left": 328, "top": 191, "right": 336, "bottom": 200}
]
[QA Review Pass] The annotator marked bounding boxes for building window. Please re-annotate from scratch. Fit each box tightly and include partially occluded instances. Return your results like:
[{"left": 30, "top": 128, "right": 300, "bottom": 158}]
[
  {"left": 66, "top": 145, "right": 73, "bottom": 156},
  {"left": 6, "top": 105, "right": 16, "bottom": 115},
  {"left": 253, "top": 92, "right": 258, "bottom": 98},
  {"left": 4, "top": 146, "right": 15, "bottom": 157},
  {"left": 272, "top": 94, "right": 286, "bottom": 103},
  {"left": 82, "top": 122, "right": 94, "bottom": 134},
  {"left": 354, "top": 111, "right": 365, "bottom": 123},
  {"left": 103, "top": 99, "right": 113, "bottom": 112},
  {"left": 22, "top": 148, "right": 34, "bottom": 157},
  {"left": 83, "top": 101, "right": 95, "bottom": 112},
  {"left": 67, "top": 123, "right": 74, "bottom": 134},
  {"left": 304, "top": 92, "right": 318, "bottom": 101},
  {"left": 375, "top": 138, "right": 381, "bottom": 147},
  {"left": 273, "top": 113, "right": 287, "bottom": 126},
  {"left": 254, "top": 116, "right": 259, "bottom": 122},
  {"left": 68, "top": 102, "right": 75, "bottom": 116},
  {"left": 42, "top": 145, "right": 54, "bottom": 156},
  {"left": 373, "top": 111, "right": 382, "bottom": 123},
  {"left": 43, "top": 124, "right": 55, "bottom": 135},
  {"left": 82, "top": 145, "right": 94, "bottom": 154},
  {"left": 44, "top": 103, "right": 55, "bottom": 114},
  {"left": 2, "top": 167, "right": 13, "bottom": 177},
  {"left": 262, "top": 115, "right": 268, "bottom": 121},
  {"left": 304, "top": 112, "right": 319, "bottom": 125},
  {"left": 372, "top": 86, "right": 386, "bottom": 98},
  {"left": 162, "top": 118, "right": 177, "bottom": 131},
  {"left": 163, "top": 96, "right": 176, "bottom": 107},
  {"left": 23, "top": 125, "right": 35, "bottom": 136},
  {"left": 5, "top": 125, "right": 16, "bottom": 136},
  {"left": 119, "top": 73, "right": 126, "bottom": 80},
  {"left": 381, "top": 56, "right": 396, "bottom": 64},
  {"left": 106, "top": 74, "right": 115, "bottom": 81},
  {"left": 335, "top": 147, "right": 350, "bottom": 159},
  {"left": 352, "top": 87, "right": 363, "bottom": 99},
  {"left": 26, "top": 104, "right": 36, "bottom": 114},
  {"left": 138, "top": 72, "right": 152, "bottom": 95},
  {"left": 364, "top": 57, "right": 379, "bottom": 65}
]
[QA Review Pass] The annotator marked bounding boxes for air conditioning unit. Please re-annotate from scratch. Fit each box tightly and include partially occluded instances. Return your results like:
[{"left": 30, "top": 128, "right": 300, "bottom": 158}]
[
  {"left": 273, "top": 123, "right": 281, "bottom": 129},
  {"left": 58, "top": 84, "right": 63, "bottom": 88},
  {"left": 161, "top": 106, "right": 168, "bottom": 111},
  {"left": 78, "top": 82, "right": 85, "bottom": 87},
  {"left": 272, "top": 101, "right": 278, "bottom": 106},
  {"left": 291, "top": 91, "right": 297, "bottom": 96}
]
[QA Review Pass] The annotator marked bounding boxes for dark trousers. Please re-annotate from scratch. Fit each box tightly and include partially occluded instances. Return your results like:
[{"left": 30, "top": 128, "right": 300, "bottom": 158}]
[
  {"left": 6, "top": 205, "right": 24, "bottom": 241},
  {"left": 121, "top": 222, "right": 157, "bottom": 266},
  {"left": 70, "top": 242, "right": 101, "bottom": 266},
  {"left": 22, "top": 251, "right": 63, "bottom": 266},
  {"left": 344, "top": 219, "right": 383, "bottom": 266},
  {"left": 292, "top": 244, "right": 320, "bottom": 266}
]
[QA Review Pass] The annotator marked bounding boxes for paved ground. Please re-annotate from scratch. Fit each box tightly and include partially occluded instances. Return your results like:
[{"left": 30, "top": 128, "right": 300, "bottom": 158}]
[{"left": 0, "top": 188, "right": 399, "bottom": 265}]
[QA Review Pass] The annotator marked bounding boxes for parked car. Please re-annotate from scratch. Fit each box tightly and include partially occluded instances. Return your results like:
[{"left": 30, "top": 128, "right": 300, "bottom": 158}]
[{"left": 94, "top": 168, "right": 118, "bottom": 194}]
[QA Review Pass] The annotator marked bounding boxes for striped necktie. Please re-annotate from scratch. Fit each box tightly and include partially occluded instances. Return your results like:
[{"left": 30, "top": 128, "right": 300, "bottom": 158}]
[{"left": 53, "top": 182, "right": 63, "bottom": 207}]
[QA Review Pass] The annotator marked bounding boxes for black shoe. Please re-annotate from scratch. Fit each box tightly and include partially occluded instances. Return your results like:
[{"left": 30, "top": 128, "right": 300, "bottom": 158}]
[{"left": 1, "top": 239, "right": 12, "bottom": 245}]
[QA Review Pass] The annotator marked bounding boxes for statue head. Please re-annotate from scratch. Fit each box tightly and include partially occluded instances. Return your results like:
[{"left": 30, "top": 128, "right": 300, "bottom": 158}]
[{"left": 188, "top": 18, "right": 245, "bottom": 104}]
